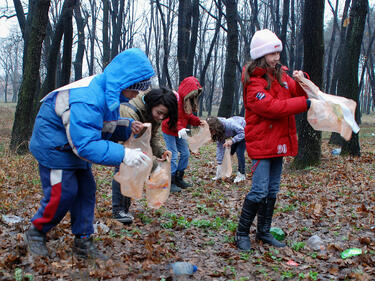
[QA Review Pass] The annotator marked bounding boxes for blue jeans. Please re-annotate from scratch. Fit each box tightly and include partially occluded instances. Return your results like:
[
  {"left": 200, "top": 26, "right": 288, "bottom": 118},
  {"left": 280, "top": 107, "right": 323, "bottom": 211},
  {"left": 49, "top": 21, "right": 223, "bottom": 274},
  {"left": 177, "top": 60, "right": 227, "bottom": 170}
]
[
  {"left": 231, "top": 140, "right": 246, "bottom": 174},
  {"left": 162, "top": 133, "right": 190, "bottom": 175},
  {"left": 246, "top": 157, "right": 283, "bottom": 202},
  {"left": 112, "top": 167, "right": 131, "bottom": 213}
]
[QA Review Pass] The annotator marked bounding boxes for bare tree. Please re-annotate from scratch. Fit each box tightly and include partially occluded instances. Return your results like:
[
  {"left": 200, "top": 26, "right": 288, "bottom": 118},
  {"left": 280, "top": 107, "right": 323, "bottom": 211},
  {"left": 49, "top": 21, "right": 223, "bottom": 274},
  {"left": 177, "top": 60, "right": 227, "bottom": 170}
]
[
  {"left": 339, "top": 0, "right": 368, "bottom": 156},
  {"left": 293, "top": 0, "right": 324, "bottom": 169},
  {"left": 217, "top": 0, "right": 238, "bottom": 117},
  {"left": 177, "top": 0, "right": 200, "bottom": 81},
  {"left": 10, "top": 0, "right": 51, "bottom": 154}
]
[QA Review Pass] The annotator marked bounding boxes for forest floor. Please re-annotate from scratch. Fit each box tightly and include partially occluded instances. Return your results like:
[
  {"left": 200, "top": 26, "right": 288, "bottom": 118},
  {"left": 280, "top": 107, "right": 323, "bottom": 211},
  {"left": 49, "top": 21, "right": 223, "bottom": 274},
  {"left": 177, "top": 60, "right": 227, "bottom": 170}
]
[{"left": 0, "top": 103, "right": 374, "bottom": 281}]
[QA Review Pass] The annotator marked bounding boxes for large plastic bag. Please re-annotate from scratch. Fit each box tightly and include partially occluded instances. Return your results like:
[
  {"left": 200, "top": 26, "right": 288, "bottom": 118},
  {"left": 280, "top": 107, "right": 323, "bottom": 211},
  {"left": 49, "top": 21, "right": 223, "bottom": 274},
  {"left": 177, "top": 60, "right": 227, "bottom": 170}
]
[
  {"left": 145, "top": 151, "right": 172, "bottom": 209},
  {"left": 114, "top": 123, "right": 153, "bottom": 199},
  {"left": 186, "top": 120, "right": 212, "bottom": 153},
  {"left": 297, "top": 76, "right": 360, "bottom": 141},
  {"left": 219, "top": 147, "right": 232, "bottom": 179}
]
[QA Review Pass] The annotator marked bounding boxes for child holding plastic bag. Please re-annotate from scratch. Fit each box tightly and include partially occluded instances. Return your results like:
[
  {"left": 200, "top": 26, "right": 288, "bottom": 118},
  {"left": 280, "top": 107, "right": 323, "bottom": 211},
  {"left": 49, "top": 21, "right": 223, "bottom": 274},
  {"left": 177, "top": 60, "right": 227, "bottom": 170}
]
[
  {"left": 162, "top": 76, "right": 205, "bottom": 192},
  {"left": 207, "top": 116, "right": 247, "bottom": 183},
  {"left": 236, "top": 29, "right": 311, "bottom": 251},
  {"left": 111, "top": 87, "right": 178, "bottom": 223}
]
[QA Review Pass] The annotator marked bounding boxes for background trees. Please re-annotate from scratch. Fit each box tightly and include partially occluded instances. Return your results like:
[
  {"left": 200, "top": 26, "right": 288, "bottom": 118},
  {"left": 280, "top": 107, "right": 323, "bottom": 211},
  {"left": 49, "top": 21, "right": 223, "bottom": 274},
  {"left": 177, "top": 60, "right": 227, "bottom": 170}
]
[{"left": 0, "top": 0, "right": 373, "bottom": 164}]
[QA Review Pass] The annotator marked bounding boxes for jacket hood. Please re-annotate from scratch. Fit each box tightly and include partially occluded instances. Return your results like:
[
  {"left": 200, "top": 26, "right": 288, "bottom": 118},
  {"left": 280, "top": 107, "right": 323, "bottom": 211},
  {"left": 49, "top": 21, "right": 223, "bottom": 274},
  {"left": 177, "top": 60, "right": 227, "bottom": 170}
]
[
  {"left": 178, "top": 76, "right": 202, "bottom": 114},
  {"left": 178, "top": 76, "right": 202, "bottom": 99},
  {"left": 99, "top": 48, "right": 154, "bottom": 111}
]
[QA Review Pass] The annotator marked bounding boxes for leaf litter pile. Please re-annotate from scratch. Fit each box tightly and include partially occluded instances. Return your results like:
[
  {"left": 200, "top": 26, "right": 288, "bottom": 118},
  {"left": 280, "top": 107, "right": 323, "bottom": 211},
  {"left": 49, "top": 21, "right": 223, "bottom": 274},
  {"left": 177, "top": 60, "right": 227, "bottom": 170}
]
[{"left": 0, "top": 107, "right": 374, "bottom": 280}]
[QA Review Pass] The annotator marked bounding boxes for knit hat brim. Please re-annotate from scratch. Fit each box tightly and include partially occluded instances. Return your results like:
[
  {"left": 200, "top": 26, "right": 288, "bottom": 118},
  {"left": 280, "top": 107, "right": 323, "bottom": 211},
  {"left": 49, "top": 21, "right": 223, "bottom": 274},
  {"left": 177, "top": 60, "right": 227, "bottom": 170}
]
[
  {"left": 250, "top": 40, "right": 283, "bottom": 60},
  {"left": 126, "top": 78, "right": 151, "bottom": 91}
]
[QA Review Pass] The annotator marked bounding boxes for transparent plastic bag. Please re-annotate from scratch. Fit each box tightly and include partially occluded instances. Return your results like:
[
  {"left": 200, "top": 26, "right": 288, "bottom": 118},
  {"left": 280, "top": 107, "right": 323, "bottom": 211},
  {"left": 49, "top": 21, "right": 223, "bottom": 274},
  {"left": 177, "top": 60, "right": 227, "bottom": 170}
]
[
  {"left": 186, "top": 120, "right": 212, "bottom": 153},
  {"left": 297, "top": 77, "right": 360, "bottom": 141},
  {"left": 219, "top": 147, "right": 232, "bottom": 179},
  {"left": 145, "top": 151, "right": 172, "bottom": 209},
  {"left": 114, "top": 123, "right": 153, "bottom": 199}
]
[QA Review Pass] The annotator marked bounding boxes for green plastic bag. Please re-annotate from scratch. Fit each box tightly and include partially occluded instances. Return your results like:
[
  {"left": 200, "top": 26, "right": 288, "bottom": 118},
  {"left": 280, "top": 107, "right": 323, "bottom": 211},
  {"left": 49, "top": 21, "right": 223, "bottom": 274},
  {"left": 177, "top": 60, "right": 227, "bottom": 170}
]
[
  {"left": 341, "top": 248, "right": 362, "bottom": 259},
  {"left": 270, "top": 227, "right": 285, "bottom": 241}
]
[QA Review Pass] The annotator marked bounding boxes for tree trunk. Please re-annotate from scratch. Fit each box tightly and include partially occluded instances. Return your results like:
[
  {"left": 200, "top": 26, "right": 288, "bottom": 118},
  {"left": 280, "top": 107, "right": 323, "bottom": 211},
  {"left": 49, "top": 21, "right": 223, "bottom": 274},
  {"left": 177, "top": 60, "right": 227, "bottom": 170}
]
[
  {"left": 339, "top": 0, "right": 368, "bottom": 156},
  {"left": 10, "top": 0, "right": 51, "bottom": 154},
  {"left": 217, "top": 0, "right": 238, "bottom": 118},
  {"left": 110, "top": 0, "right": 125, "bottom": 60},
  {"left": 155, "top": 0, "right": 172, "bottom": 88},
  {"left": 293, "top": 0, "right": 324, "bottom": 169},
  {"left": 280, "top": 0, "right": 290, "bottom": 65},
  {"left": 73, "top": 3, "right": 85, "bottom": 80},
  {"left": 177, "top": 0, "right": 199, "bottom": 82},
  {"left": 36, "top": 0, "right": 76, "bottom": 109},
  {"left": 102, "top": 0, "right": 110, "bottom": 68},
  {"left": 60, "top": 0, "right": 76, "bottom": 86},
  {"left": 324, "top": 0, "right": 339, "bottom": 92}
]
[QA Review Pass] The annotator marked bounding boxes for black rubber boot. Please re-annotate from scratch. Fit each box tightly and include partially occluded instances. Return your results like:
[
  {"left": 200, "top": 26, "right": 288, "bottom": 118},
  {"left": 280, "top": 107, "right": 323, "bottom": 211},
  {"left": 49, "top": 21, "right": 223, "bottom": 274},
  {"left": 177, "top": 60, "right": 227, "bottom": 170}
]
[
  {"left": 25, "top": 226, "right": 49, "bottom": 257},
  {"left": 170, "top": 174, "right": 181, "bottom": 193},
  {"left": 235, "top": 198, "right": 261, "bottom": 251},
  {"left": 73, "top": 236, "right": 108, "bottom": 260},
  {"left": 175, "top": 170, "right": 192, "bottom": 189},
  {"left": 256, "top": 198, "right": 286, "bottom": 247}
]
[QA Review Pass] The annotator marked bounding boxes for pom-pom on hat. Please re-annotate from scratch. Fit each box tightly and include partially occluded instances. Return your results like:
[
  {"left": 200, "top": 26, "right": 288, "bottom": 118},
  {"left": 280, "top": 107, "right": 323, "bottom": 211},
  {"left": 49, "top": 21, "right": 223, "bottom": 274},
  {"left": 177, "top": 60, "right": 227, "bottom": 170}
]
[
  {"left": 126, "top": 78, "right": 151, "bottom": 91},
  {"left": 250, "top": 29, "right": 283, "bottom": 60}
]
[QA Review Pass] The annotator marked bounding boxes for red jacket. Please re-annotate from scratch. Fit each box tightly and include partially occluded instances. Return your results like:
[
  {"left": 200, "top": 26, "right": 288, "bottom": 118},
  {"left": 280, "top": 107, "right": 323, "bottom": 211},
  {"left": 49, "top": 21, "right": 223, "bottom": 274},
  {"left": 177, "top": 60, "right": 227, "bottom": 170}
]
[
  {"left": 242, "top": 67, "right": 308, "bottom": 159},
  {"left": 162, "top": 76, "right": 201, "bottom": 136}
]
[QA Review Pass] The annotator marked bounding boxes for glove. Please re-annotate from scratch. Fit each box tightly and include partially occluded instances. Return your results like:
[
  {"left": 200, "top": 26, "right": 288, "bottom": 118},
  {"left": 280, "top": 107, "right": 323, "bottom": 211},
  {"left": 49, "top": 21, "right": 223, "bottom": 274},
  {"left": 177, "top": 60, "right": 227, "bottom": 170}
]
[
  {"left": 212, "top": 165, "right": 222, "bottom": 180},
  {"left": 123, "top": 147, "right": 150, "bottom": 167},
  {"left": 178, "top": 128, "right": 190, "bottom": 139}
]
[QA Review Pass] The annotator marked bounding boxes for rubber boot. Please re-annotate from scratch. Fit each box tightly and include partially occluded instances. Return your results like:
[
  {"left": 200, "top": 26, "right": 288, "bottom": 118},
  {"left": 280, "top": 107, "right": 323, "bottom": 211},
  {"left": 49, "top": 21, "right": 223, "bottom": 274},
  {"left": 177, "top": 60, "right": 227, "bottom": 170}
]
[
  {"left": 170, "top": 174, "right": 181, "bottom": 193},
  {"left": 25, "top": 226, "right": 49, "bottom": 257},
  {"left": 175, "top": 170, "right": 192, "bottom": 188},
  {"left": 256, "top": 198, "right": 286, "bottom": 247},
  {"left": 235, "top": 198, "right": 261, "bottom": 251},
  {"left": 73, "top": 236, "right": 108, "bottom": 260}
]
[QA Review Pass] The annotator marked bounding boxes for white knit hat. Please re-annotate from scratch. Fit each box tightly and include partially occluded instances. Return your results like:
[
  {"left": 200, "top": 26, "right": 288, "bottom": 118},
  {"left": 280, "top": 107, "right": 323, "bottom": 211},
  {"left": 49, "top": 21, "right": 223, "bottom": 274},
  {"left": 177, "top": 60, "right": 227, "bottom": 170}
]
[{"left": 250, "top": 29, "right": 283, "bottom": 60}]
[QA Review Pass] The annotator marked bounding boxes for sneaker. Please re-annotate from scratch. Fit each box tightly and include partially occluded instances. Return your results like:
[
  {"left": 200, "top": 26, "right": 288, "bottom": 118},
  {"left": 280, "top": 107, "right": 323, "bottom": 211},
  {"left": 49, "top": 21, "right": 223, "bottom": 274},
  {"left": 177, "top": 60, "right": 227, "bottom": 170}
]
[
  {"left": 113, "top": 210, "right": 134, "bottom": 224},
  {"left": 73, "top": 236, "right": 108, "bottom": 260},
  {"left": 24, "top": 226, "right": 49, "bottom": 257},
  {"left": 234, "top": 172, "right": 246, "bottom": 183}
]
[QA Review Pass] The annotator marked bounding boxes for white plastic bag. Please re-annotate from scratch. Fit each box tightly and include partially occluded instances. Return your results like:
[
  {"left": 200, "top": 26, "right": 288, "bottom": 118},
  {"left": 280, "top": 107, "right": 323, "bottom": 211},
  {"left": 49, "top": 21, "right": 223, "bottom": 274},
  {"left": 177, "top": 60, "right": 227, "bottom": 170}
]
[
  {"left": 114, "top": 123, "right": 153, "bottom": 199},
  {"left": 186, "top": 120, "right": 212, "bottom": 153},
  {"left": 219, "top": 147, "right": 232, "bottom": 179},
  {"left": 297, "top": 76, "right": 360, "bottom": 141},
  {"left": 145, "top": 151, "right": 172, "bottom": 209}
]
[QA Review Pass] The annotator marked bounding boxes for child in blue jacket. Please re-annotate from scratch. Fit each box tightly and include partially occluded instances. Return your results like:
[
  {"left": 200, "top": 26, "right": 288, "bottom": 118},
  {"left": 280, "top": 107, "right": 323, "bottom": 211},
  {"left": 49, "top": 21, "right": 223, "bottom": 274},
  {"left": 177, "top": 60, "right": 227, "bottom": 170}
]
[{"left": 26, "top": 48, "right": 154, "bottom": 260}]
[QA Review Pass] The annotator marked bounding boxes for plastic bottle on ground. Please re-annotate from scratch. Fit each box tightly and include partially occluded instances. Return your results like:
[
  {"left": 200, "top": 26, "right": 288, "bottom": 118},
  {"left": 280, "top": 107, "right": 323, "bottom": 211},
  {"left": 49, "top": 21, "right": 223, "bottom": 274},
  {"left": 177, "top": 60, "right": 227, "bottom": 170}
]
[
  {"left": 307, "top": 235, "right": 325, "bottom": 251},
  {"left": 170, "top": 262, "right": 198, "bottom": 275}
]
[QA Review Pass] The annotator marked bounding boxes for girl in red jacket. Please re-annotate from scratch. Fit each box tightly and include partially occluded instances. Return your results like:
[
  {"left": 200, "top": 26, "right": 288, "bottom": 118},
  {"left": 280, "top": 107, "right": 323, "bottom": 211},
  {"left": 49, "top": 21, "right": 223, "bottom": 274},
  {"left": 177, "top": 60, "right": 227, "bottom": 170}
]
[
  {"left": 162, "top": 76, "right": 204, "bottom": 192},
  {"left": 236, "top": 29, "right": 311, "bottom": 251}
]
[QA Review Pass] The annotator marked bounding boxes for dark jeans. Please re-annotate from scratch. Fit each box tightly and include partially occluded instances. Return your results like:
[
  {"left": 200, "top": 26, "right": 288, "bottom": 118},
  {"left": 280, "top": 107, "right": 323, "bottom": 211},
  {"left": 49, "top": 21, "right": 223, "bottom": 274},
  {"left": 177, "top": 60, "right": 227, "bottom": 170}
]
[
  {"left": 231, "top": 139, "right": 246, "bottom": 174},
  {"left": 112, "top": 167, "right": 131, "bottom": 213}
]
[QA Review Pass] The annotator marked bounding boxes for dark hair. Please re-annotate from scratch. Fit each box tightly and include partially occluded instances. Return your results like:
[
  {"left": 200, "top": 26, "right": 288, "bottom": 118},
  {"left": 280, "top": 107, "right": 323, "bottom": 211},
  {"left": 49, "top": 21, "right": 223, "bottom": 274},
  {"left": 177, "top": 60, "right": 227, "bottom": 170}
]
[
  {"left": 144, "top": 87, "right": 178, "bottom": 130},
  {"left": 206, "top": 116, "right": 225, "bottom": 142},
  {"left": 243, "top": 57, "right": 284, "bottom": 90}
]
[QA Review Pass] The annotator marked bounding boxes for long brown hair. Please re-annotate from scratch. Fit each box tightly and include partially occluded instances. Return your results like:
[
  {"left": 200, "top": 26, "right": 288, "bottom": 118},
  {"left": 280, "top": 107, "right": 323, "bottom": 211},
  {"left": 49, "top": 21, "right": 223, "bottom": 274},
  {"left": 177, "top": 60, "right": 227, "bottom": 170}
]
[
  {"left": 206, "top": 116, "right": 225, "bottom": 142},
  {"left": 243, "top": 57, "right": 284, "bottom": 90}
]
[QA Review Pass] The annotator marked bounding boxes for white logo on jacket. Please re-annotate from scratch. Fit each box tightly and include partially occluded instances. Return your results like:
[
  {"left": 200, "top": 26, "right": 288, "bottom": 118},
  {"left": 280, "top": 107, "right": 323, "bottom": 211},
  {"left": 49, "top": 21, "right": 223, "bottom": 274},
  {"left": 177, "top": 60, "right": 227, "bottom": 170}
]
[{"left": 277, "top": 144, "right": 287, "bottom": 154}]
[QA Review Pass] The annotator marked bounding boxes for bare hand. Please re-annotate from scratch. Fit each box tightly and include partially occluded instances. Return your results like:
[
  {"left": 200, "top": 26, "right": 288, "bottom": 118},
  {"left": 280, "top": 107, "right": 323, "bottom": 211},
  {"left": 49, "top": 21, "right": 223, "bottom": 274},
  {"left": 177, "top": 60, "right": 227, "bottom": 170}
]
[
  {"left": 293, "top": 70, "right": 304, "bottom": 82},
  {"left": 224, "top": 139, "right": 233, "bottom": 147},
  {"left": 157, "top": 150, "right": 172, "bottom": 162},
  {"left": 131, "top": 121, "right": 144, "bottom": 134}
]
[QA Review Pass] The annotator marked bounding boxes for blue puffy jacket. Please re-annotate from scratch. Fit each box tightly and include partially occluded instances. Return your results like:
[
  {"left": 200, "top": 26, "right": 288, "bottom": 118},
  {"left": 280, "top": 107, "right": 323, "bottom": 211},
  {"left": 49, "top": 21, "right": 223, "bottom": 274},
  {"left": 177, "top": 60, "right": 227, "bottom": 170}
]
[{"left": 29, "top": 48, "right": 155, "bottom": 169}]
